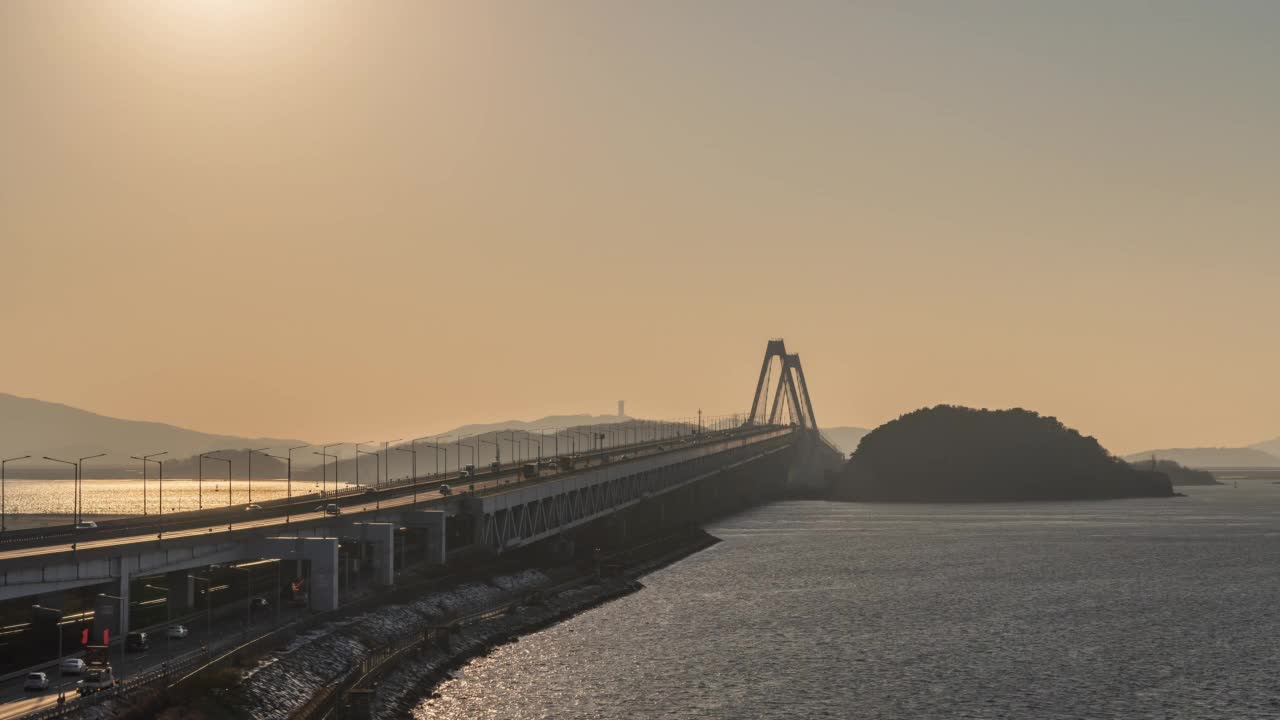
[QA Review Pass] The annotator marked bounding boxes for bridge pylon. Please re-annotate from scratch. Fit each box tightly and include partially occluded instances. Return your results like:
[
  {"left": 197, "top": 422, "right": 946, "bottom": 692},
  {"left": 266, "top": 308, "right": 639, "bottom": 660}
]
[{"left": 746, "top": 339, "right": 818, "bottom": 431}]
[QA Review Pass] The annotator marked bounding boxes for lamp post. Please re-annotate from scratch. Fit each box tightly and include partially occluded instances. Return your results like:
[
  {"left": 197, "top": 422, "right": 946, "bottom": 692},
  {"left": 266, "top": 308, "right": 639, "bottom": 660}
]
[
  {"left": 383, "top": 439, "right": 402, "bottom": 488},
  {"left": 423, "top": 441, "right": 447, "bottom": 478},
  {"left": 313, "top": 452, "right": 337, "bottom": 499},
  {"left": 130, "top": 452, "right": 167, "bottom": 515},
  {"left": 189, "top": 575, "right": 212, "bottom": 655},
  {"left": 354, "top": 441, "right": 373, "bottom": 490},
  {"left": 76, "top": 453, "right": 106, "bottom": 525},
  {"left": 480, "top": 437, "right": 499, "bottom": 470},
  {"left": 32, "top": 605, "right": 66, "bottom": 703},
  {"left": 502, "top": 431, "right": 519, "bottom": 468},
  {"left": 1, "top": 455, "right": 30, "bottom": 533},
  {"left": 263, "top": 446, "right": 307, "bottom": 523},
  {"left": 356, "top": 449, "right": 379, "bottom": 511},
  {"left": 247, "top": 447, "right": 270, "bottom": 505},
  {"left": 459, "top": 439, "right": 476, "bottom": 474},
  {"left": 42, "top": 456, "right": 79, "bottom": 523},
  {"left": 395, "top": 446, "right": 417, "bottom": 507},
  {"left": 97, "top": 593, "right": 126, "bottom": 673},
  {"left": 321, "top": 443, "right": 344, "bottom": 496},
  {"left": 232, "top": 565, "right": 252, "bottom": 634},
  {"left": 155, "top": 458, "right": 167, "bottom": 537}
]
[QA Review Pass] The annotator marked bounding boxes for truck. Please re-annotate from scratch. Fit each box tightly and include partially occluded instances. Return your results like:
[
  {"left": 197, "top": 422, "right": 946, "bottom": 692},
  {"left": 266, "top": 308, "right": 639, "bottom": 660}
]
[
  {"left": 489, "top": 461, "right": 502, "bottom": 473},
  {"left": 77, "top": 664, "right": 116, "bottom": 695},
  {"left": 520, "top": 463, "right": 540, "bottom": 480}
]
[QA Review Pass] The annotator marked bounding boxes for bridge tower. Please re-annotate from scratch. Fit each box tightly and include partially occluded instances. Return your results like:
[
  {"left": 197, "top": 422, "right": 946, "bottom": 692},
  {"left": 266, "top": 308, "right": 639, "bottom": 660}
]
[{"left": 746, "top": 339, "right": 818, "bottom": 430}]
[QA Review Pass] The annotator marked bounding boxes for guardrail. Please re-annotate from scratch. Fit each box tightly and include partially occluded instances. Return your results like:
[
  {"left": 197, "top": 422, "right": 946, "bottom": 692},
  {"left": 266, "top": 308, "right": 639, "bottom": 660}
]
[
  {"left": 18, "top": 647, "right": 206, "bottom": 720},
  {"left": 0, "top": 427, "right": 783, "bottom": 551}
]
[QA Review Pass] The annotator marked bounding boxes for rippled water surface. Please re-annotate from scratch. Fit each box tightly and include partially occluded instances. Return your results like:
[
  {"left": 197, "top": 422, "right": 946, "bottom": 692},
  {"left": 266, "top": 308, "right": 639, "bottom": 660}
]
[
  {"left": 416, "top": 483, "right": 1280, "bottom": 719},
  {"left": 4, "top": 478, "right": 315, "bottom": 515}
]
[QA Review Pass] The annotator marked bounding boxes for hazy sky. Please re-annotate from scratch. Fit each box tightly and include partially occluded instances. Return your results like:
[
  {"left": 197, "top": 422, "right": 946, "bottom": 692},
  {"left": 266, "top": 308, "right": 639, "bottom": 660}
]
[{"left": 2, "top": 1, "right": 1278, "bottom": 454}]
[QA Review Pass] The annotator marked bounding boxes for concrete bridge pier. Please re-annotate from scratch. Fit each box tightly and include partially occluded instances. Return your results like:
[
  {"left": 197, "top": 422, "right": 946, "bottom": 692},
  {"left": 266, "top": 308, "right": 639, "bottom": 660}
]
[
  {"left": 354, "top": 523, "right": 395, "bottom": 586},
  {"left": 166, "top": 570, "right": 194, "bottom": 613},
  {"left": 260, "top": 537, "right": 340, "bottom": 612},
  {"left": 405, "top": 511, "right": 447, "bottom": 565}
]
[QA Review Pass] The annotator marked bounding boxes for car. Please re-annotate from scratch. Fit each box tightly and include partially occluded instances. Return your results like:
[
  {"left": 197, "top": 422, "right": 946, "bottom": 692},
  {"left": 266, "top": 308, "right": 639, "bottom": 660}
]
[
  {"left": 245, "top": 504, "right": 262, "bottom": 511},
  {"left": 166, "top": 625, "right": 189, "bottom": 639},
  {"left": 24, "top": 672, "right": 49, "bottom": 691},
  {"left": 364, "top": 487, "right": 379, "bottom": 496},
  {"left": 125, "top": 631, "right": 150, "bottom": 652},
  {"left": 251, "top": 597, "right": 269, "bottom": 609},
  {"left": 60, "top": 658, "right": 86, "bottom": 674},
  {"left": 74, "top": 521, "right": 98, "bottom": 530},
  {"left": 438, "top": 484, "right": 452, "bottom": 496},
  {"left": 324, "top": 504, "right": 341, "bottom": 516},
  {"left": 315, "top": 505, "right": 325, "bottom": 512}
]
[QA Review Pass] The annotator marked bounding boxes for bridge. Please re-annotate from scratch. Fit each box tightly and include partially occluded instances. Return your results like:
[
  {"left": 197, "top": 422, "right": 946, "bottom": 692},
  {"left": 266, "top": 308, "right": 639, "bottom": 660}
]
[{"left": 0, "top": 340, "right": 843, "bottom": 718}]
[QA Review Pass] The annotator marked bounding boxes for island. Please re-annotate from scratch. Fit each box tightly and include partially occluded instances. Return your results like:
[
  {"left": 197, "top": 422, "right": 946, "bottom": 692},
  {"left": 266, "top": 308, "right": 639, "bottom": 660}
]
[
  {"left": 833, "top": 405, "right": 1175, "bottom": 501},
  {"left": 1128, "top": 458, "right": 1221, "bottom": 486}
]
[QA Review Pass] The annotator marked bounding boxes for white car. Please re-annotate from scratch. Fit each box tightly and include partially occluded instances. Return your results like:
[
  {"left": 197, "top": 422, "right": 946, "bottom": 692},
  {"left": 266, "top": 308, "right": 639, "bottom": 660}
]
[
  {"left": 438, "top": 484, "right": 452, "bottom": 495},
  {"left": 245, "top": 504, "right": 262, "bottom": 511},
  {"left": 23, "top": 672, "right": 49, "bottom": 691},
  {"left": 74, "top": 521, "right": 98, "bottom": 530},
  {"left": 166, "top": 625, "right": 189, "bottom": 639},
  {"left": 60, "top": 658, "right": 86, "bottom": 674}
]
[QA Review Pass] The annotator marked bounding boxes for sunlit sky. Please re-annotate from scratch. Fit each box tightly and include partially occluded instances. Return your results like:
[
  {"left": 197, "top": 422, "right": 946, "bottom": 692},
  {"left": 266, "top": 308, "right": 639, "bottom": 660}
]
[{"left": 2, "top": 1, "right": 1278, "bottom": 454}]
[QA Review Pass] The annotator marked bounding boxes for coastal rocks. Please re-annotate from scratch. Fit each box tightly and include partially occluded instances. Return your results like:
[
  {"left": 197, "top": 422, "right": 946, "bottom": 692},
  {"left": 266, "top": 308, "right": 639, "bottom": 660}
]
[
  {"left": 370, "top": 576, "right": 642, "bottom": 719},
  {"left": 229, "top": 570, "right": 551, "bottom": 720}
]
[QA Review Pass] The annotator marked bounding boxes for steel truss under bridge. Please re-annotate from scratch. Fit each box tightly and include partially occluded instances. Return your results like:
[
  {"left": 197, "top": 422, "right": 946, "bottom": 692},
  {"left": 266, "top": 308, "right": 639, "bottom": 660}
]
[{"left": 745, "top": 339, "right": 818, "bottom": 430}]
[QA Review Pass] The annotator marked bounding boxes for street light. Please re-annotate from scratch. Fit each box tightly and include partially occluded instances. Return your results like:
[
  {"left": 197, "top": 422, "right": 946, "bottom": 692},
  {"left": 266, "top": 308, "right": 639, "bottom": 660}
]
[
  {"left": 1, "top": 455, "right": 30, "bottom": 533},
  {"left": 313, "top": 451, "right": 337, "bottom": 499},
  {"left": 76, "top": 453, "right": 106, "bottom": 525},
  {"left": 321, "top": 443, "right": 344, "bottom": 496},
  {"left": 31, "top": 605, "right": 66, "bottom": 703},
  {"left": 356, "top": 448, "right": 380, "bottom": 511},
  {"left": 263, "top": 446, "right": 308, "bottom": 523},
  {"left": 189, "top": 575, "right": 213, "bottom": 654},
  {"left": 458, "top": 438, "right": 476, "bottom": 473},
  {"left": 129, "top": 452, "right": 167, "bottom": 515},
  {"left": 354, "top": 441, "right": 374, "bottom": 490},
  {"left": 383, "top": 439, "right": 402, "bottom": 488},
  {"left": 479, "top": 437, "right": 499, "bottom": 470},
  {"left": 422, "top": 440, "right": 447, "bottom": 478},
  {"left": 247, "top": 447, "right": 271, "bottom": 505},
  {"left": 395, "top": 445, "right": 417, "bottom": 507},
  {"left": 43, "top": 456, "right": 80, "bottom": 523},
  {"left": 97, "top": 593, "right": 126, "bottom": 673},
  {"left": 502, "top": 431, "right": 519, "bottom": 467}
]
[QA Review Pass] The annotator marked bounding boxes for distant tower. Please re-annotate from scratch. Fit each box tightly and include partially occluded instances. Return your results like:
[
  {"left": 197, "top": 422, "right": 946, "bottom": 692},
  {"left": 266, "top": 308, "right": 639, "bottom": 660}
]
[{"left": 618, "top": 400, "right": 625, "bottom": 417}]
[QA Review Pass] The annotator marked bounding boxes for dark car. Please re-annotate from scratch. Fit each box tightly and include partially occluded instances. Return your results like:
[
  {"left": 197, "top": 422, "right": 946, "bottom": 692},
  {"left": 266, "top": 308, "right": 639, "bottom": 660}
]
[{"left": 126, "top": 631, "right": 150, "bottom": 652}]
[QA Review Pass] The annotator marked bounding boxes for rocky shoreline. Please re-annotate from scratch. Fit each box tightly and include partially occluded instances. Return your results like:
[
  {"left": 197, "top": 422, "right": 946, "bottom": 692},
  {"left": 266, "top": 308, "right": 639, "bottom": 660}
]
[{"left": 374, "top": 531, "right": 720, "bottom": 718}]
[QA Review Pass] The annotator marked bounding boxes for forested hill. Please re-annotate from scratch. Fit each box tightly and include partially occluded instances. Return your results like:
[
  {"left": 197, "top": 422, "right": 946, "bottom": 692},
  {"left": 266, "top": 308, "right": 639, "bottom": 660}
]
[
  {"left": 834, "top": 405, "right": 1174, "bottom": 501},
  {"left": 1127, "top": 458, "right": 1220, "bottom": 486}
]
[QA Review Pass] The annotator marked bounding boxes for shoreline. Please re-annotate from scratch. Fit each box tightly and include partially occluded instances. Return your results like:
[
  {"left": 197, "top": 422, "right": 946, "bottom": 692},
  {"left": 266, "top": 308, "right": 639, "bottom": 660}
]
[{"left": 375, "top": 530, "right": 721, "bottom": 717}]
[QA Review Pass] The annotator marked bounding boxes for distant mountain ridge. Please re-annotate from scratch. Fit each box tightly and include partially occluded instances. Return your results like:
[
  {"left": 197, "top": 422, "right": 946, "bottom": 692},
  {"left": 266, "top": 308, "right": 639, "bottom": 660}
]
[
  {"left": 1122, "top": 447, "right": 1280, "bottom": 469},
  {"left": 432, "top": 414, "right": 633, "bottom": 439},
  {"left": 0, "top": 393, "right": 670, "bottom": 479},
  {"left": 1250, "top": 437, "right": 1280, "bottom": 458},
  {"left": 820, "top": 426, "right": 869, "bottom": 455},
  {"left": 0, "top": 393, "right": 308, "bottom": 470}
]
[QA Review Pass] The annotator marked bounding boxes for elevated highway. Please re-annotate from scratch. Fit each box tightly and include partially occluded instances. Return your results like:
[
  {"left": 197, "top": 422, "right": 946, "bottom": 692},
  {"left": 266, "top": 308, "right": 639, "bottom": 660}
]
[{"left": 0, "top": 339, "right": 844, "bottom": 719}]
